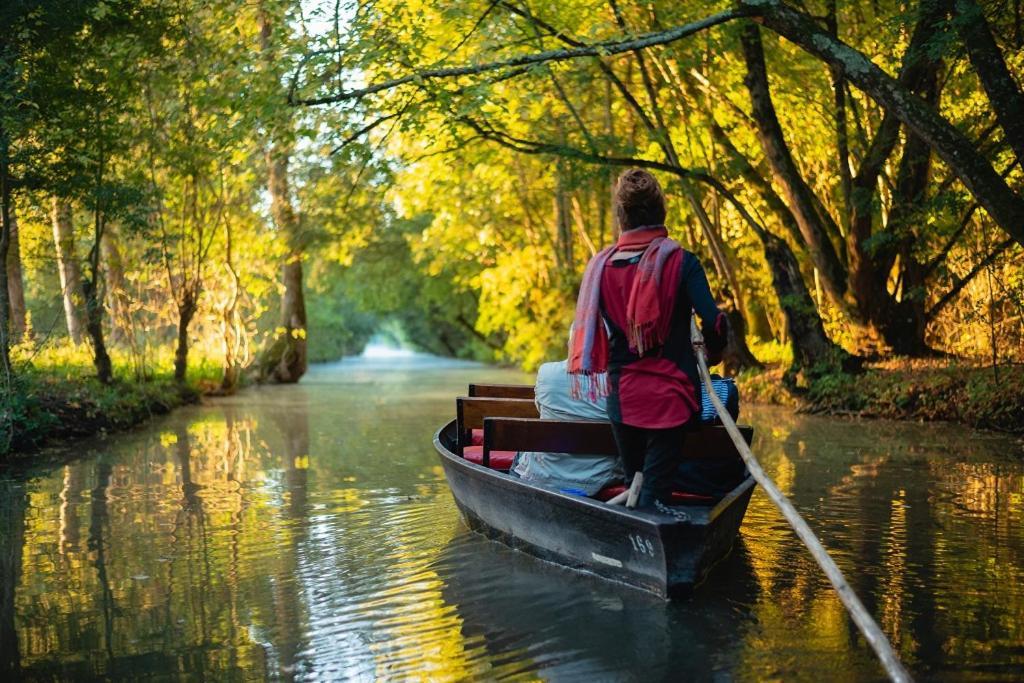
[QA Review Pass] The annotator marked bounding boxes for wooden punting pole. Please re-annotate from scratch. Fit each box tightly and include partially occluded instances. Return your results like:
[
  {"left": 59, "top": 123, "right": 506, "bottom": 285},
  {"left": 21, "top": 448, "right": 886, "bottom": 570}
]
[{"left": 691, "top": 317, "right": 912, "bottom": 683}]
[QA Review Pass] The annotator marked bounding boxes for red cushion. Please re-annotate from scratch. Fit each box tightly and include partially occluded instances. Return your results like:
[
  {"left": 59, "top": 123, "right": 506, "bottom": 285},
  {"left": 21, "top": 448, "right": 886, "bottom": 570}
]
[
  {"left": 471, "top": 428, "right": 484, "bottom": 446},
  {"left": 594, "top": 485, "right": 714, "bottom": 505},
  {"left": 594, "top": 485, "right": 627, "bottom": 501},
  {"left": 462, "top": 446, "right": 516, "bottom": 471}
]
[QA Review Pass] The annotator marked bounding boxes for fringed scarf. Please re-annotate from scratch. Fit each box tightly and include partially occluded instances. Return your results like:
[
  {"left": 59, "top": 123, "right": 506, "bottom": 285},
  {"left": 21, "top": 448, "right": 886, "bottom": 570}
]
[{"left": 568, "top": 225, "right": 681, "bottom": 399}]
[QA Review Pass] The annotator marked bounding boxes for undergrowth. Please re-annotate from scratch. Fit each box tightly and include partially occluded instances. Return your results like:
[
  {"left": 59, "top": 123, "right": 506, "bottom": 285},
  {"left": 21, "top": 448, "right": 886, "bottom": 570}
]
[
  {"left": 740, "top": 358, "right": 1024, "bottom": 434},
  {"left": 1, "top": 343, "right": 223, "bottom": 459}
]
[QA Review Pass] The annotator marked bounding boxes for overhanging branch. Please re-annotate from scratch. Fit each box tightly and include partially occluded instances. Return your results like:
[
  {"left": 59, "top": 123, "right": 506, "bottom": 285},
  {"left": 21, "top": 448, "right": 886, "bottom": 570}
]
[{"left": 292, "top": 8, "right": 749, "bottom": 105}]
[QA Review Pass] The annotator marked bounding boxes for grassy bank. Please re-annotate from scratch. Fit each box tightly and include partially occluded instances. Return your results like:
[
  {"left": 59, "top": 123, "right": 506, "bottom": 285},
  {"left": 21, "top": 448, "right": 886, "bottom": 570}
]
[
  {"left": 738, "top": 358, "right": 1024, "bottom": 434},
  {"left": 1, "top": 345, "right": 225, "bottom": 459}
]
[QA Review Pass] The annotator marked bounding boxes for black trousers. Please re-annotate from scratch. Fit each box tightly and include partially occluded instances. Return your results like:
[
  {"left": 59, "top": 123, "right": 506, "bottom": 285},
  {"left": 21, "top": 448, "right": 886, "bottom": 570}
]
[{"left": 609, "top": 421, "right": 687, "bottom": 508}]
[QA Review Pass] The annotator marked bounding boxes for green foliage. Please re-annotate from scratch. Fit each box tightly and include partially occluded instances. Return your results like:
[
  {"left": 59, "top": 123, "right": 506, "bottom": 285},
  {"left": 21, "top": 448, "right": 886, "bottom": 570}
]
[{"left": 799, "top": 361, "right": 1024, "bottom": 434}]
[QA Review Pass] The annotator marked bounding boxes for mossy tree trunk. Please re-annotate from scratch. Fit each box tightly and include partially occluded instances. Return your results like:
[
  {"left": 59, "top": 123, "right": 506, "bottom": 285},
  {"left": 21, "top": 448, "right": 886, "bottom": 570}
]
[
  {"left": 219, "top": 221, "right": 244, "bottom": 393},
  {"left": 759, "top": 229, "right": 851, "bottom": 378}
]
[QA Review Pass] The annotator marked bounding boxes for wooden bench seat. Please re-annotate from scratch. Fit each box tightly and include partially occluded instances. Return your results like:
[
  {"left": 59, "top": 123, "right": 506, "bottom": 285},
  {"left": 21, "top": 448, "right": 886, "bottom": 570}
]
[
  {"left": 468, "top": 383, "right": 535, "bottom": 399},
  {"left": 455, "top": 397, "right": 539, "bottom": 470},
  {"left": 481, "top": 417, "right": 752, "bottom": 470}
]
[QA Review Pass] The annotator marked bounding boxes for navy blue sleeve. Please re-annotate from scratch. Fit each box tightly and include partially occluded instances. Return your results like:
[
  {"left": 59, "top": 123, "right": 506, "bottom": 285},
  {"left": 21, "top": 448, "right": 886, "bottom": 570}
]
[{"left": 682, "top": 253, "right": 729, "bottom": 364}]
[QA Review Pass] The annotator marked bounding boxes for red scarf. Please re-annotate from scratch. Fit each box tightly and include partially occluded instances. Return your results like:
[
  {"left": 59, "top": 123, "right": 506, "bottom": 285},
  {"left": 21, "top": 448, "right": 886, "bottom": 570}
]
[{"left": 568, "top": 226, "right": 681, "bottom": 399}]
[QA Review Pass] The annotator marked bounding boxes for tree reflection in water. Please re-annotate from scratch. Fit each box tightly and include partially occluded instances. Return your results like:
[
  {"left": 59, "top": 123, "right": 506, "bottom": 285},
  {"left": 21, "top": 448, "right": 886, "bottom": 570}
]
[{"left": 0, "top": 476, "right": 25, "bottom": 677}]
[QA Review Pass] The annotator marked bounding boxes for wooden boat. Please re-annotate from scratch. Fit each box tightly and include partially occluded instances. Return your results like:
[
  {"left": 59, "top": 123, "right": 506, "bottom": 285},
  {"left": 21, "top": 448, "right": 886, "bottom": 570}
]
[{"left": 434, "top": 385, "right": 757, "bottom": 598}]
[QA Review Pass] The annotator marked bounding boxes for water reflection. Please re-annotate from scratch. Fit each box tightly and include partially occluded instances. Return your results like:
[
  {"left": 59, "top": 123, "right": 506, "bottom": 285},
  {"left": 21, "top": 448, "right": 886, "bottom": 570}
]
[
  {"left": 433, "top": 534, "right": 760, "bottom": 680},
  {"left": 0, "top": 356, "right": 1021, "bottom": 680}
]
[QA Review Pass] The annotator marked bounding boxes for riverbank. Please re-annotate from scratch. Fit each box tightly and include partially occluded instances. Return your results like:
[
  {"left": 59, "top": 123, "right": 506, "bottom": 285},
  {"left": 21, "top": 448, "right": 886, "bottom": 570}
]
[
  {"left": 0, "top": 345, "right": 229, "bottom": 460},
  {"left": 3, "top": 373, "right": 201, "bottom": 457},
  {"left": 738, "top": 359, "right": 1024, "bottom": 435}
]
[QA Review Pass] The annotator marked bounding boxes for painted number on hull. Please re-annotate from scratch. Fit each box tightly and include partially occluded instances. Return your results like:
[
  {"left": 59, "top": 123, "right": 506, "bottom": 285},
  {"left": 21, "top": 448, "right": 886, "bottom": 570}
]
[{"left": 629, "top": 534, "right": 655, "bottom": 556}]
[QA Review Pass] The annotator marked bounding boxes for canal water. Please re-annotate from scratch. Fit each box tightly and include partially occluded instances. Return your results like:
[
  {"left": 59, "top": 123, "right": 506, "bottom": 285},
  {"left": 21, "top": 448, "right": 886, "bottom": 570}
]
[{"left": 1, "top": 350, "right": 1023, "bottom": 681}]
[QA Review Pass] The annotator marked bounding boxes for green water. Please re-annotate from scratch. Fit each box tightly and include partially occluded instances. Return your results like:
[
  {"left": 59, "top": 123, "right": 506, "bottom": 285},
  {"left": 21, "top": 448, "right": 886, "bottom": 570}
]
[{"left": 1, "top": 352, "right": 1022, "bottom": 681}]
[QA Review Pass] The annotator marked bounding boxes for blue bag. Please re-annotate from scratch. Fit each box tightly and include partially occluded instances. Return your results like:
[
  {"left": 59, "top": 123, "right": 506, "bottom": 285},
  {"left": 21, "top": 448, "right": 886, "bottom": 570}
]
[{"left": 700, "top": 376, "right": 739, "bottom": 423}]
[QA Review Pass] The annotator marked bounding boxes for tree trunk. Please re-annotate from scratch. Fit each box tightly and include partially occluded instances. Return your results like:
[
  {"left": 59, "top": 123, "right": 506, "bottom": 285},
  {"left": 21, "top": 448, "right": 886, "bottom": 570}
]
[
  {"left": 953, "top": 0, "right": 1024, "bottom": 169},
  {"left": 220, "top": 223, "right": 244, "bottom": 394},
  {"left": 684, "top": 185, "right": 763, "bottom": 371},
  {"left": 847, "top": 0, "right": 947, "bottom": 340},
  {"left": 259, "top": 149, "right": 308, "bottom": 384},
  {"left": 742, "top": 0, "right": 1024, "bottom": 248},
  {"left": 708, "top": 119, "right": 843, "bottom": 367},
  {"left": 5, "top": 202, "right": 26, "bottom": 342},
  {"left": 100, "top": 227, "right": 128, "bottom": 345},
  {"left": 740, "top": 22, "right": 848, "bottom": 304},
  {"left": 870, "top": 70, "right": 942, "bottom": 356},
  {"left": 759, "top": 229, "right": 848, "bottom": 376},
  {"left": 173, "top": 294, "right": 197, "bottom": 383},
  {"left": 83, "top": 195, "right": 112, "bottom": 384},
  {"left": 554, "top": 170, "right": 574, "bottom": 273},
  {"left": 51, "top": 198, "right": 85, "bottom": 345},
  {"left": 722, "top": 306, "right": 763, "bottom": 374},
  {"left": 826, "top": 0, "right": 852, "bottom": 227},
  {"left": 82, "top": 276, "right": 112, "bottom": 384},
  {"left": 0, "top": 133, "right": 12, "bottom": 378},
  {"left": 258, "top": 9, "right": 307, "bottom": 385}
]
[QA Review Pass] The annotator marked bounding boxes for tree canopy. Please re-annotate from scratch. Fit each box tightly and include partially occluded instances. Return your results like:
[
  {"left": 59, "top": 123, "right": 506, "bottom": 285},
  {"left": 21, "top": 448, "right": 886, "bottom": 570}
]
[{"left": 1, "top": 0, "right": 1022, "bottom": 399}]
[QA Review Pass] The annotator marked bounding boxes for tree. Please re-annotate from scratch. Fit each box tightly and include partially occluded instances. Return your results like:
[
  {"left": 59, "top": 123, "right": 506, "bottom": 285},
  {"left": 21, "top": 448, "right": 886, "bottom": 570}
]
[
  {"left": 257, "top": 4, "right": 308, "bottom": 384},
  {"left": 50, "top": 198, "right": 85, "bottom": 344},
  {"left": 140, "top": 1, "right": 247, "bottom": 383},
  {"left": 5, "top": 202, "right": 26, "bottom": 342}
]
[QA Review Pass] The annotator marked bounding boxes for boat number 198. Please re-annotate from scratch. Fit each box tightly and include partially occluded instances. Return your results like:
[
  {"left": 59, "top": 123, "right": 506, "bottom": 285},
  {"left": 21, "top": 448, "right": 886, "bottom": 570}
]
[{"left": 629, "top": 534, "right": 655, "bottom": 556}]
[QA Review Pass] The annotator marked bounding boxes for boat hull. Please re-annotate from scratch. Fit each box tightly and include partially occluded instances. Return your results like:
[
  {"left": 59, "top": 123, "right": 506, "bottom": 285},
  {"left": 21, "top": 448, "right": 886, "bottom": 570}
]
[{"left": 434, "top": 420, "right": 754, "bottom": 597}]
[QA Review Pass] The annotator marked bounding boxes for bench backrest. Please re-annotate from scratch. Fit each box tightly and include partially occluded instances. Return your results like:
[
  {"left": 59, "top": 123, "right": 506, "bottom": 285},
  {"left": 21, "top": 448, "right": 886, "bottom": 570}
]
[
  {"left": 483, "top": 417, "right": 753, "bottom": 463},
  {"left": 455, "top": 397, "right": 539, "bottom": 451},
  {"left": 468, "top": 383, "right": 535, "bottom": 399}
]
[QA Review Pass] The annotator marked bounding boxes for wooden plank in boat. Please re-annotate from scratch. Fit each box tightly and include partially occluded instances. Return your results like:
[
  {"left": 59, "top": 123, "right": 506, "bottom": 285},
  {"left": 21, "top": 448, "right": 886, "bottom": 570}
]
[
  {"left": 468, "top": 383, "right": 535, "bottom": 399},
  {"left": 483, "top": 417, "right": 753, "bottom": 461},
  {"left": 484, "top": 417, "right": 618, "bottom": 458},
  {"left": 456, "top": 397, "right": 539, "bottom": 451}
]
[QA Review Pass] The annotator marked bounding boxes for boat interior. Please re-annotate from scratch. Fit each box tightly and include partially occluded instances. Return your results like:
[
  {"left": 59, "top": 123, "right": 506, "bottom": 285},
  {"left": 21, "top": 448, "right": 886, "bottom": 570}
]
[{"left": 452, "top": 383, "right": 753, "bottom": 506}]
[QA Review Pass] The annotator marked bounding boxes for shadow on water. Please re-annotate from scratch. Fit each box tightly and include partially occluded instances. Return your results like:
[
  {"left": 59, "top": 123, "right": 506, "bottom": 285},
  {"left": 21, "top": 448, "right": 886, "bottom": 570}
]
[{"left": 0, "top": 353, "right": 1022, "bottom": 680}]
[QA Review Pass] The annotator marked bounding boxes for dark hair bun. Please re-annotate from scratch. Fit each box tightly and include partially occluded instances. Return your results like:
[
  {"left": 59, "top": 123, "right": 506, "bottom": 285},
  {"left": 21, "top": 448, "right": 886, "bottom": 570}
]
[
  {"left": 615, "top": 169, "right": 666, "bottom": 230},
  {"left": 617, "top": 169, "right": 660, "bottom": 206}
]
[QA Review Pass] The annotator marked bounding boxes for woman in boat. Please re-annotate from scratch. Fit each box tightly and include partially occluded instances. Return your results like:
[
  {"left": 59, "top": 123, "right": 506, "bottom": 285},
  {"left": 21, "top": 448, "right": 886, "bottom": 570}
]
[{"left": 568, "top": 168, "right": 729, "bottom": 512}]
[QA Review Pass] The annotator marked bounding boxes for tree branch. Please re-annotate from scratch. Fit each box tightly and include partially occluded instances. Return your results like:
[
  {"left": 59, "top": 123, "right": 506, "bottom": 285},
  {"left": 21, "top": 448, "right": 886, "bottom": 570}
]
[
  {"left": 953, "top": 0, "right": 1024, "bottom": 169},
  {"left": 292, "top": 8, "right": 749, "bottom": 105},
  {"left": 926, "top": 237, "right": 1016, "bottom": 320},
  {"left": 742, "top": 0, "right": 1024, "bottom": 249},
  {"left": 330, "top": 109, "right": 404, "bottom": 155}
]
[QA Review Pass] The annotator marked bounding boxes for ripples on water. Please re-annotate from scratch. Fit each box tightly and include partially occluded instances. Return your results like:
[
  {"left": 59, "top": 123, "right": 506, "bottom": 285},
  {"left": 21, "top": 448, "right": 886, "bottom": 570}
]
[{"left": 1, "top": 352, "right": 1022, "bottom": 681}]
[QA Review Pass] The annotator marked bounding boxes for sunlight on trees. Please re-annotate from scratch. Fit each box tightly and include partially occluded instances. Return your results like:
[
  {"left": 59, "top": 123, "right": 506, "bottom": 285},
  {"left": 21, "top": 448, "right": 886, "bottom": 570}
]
[{"left": 1, "top": 0, "right": 1022, "bottom": 445}]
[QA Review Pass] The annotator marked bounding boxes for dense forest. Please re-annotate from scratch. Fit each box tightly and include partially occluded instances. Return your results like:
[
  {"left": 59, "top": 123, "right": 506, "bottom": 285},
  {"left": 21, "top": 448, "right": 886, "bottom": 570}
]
[{"left": 2, "top": 0, "right": 1023, "bottom": 452}]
